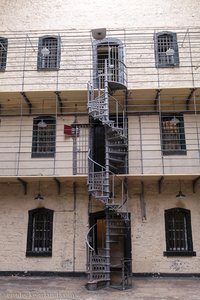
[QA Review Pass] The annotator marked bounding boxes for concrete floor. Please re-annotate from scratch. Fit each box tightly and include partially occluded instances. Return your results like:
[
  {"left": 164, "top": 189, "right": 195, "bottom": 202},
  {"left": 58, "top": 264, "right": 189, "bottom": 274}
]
[{"left": 0, "top": 276, "right": 200, "bottom": 300}]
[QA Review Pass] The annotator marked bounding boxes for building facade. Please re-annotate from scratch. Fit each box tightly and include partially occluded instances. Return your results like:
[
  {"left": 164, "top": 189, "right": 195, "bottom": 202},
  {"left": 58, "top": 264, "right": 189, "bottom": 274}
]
[{"left": 0, "top": 0, "right": 200, "bottom": 290}]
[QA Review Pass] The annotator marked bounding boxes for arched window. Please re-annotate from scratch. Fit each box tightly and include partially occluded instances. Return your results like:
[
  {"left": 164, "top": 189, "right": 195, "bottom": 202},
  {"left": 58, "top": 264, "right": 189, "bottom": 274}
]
[
  {"left": 32, "top": 116, "right": 56, "bottom": 158},
  {"left": 154, "top": 32, "right": 179, "bottom": 67},
  {"left": 93, "top": 38, "right": 125, "bottom": 88},
  {"left": 0, "top": 37, "right": 8, "bottom": 70},
  {"left": 164, "top": 208, "right": 196, "bottom": 256},
  {"left": 26, "top": 208, "right": 54, "bottom": 256},
  {"left": 37, "top": 35, "right": 61, "bottom": 70}
]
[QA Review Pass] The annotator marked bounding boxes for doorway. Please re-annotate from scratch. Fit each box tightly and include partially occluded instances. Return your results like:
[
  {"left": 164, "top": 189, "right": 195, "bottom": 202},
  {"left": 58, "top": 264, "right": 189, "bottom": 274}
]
[{"left": 89, "top": 210, "right": 132, "bottom": 286}]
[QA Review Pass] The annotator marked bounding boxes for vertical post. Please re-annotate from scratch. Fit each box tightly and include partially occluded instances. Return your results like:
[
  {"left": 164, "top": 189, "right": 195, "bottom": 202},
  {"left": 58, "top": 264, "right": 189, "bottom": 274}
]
[
  {"left": 105, "top": 209, "right": 110, "bottom": 286},
  {"left": 104, "top": 59, "right": 110, "bottom": 286},
  {"left": 104, "top": 59, "right": 110, "bottom": 197}
]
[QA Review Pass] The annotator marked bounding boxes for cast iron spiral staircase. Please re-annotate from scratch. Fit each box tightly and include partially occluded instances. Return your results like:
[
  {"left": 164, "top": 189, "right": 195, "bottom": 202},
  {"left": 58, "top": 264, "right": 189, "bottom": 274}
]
[{"left": 86, "top": 59, "right": 131, "bottom": 290}]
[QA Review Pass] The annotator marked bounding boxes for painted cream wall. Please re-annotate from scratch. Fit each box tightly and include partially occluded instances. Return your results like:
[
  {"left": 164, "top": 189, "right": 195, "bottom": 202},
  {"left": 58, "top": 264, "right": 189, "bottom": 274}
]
[
  {"left": 130, "top": 179, "right": 200, "bottom": 273},
  {"left": 0, "top": 29, "right": 199, "bottom": 92},
  {"left": 0, "top": 115, "right": 89, "bottom": 176},
  {"left": 1, "top": 113, "right": 200, "bottom": 176},
  {"left": 0, "top": 180, "right": 88, "bottom": 272},
  {"left": 1, "top": 178, "right": 200, "bottom": 274},
  {"left": 0, "top": 0, "right": 200, "bottom": 31},
  {"left": 0, "top": 1, "right": 200, "bottom": 92},
  {"left": 128, "top": 114, "right": 200, "bottom": 175}
]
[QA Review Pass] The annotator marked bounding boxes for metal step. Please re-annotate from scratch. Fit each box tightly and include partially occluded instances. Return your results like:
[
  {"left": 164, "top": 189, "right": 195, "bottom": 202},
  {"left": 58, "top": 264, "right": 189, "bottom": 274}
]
[
  {"left": 108, "top": 150, "right": 126, "bottom": 155},
  {"left": 107, "top": 135, "right": 126, "bottom": 141},
  {"left": 107, "top": 204, "right": 120, "bottom": 210},
  {"left": 109, "top": 157, "right": 125, "bottom": 164},
  {"left": 106, "top": 126, "right": 123, "bottom": 135}
]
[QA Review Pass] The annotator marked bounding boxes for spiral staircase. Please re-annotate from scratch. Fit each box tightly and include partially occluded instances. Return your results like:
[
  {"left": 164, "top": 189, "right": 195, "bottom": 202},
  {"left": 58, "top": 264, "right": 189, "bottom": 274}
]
[{"left": 86, "top": 60, "right": 132, "bottom": 290}]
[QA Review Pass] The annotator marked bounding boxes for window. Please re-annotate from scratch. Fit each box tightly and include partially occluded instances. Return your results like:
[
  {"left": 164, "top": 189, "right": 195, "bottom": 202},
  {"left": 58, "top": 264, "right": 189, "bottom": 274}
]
[
  {"left": 154, "top": 32, "right": 179, "bottom": 67},
  {"left": 0, "top": 37, "right": 8, "bottom": 70},
  {"left": 26, "top": 208, "right": 54, "bottom": 257},
  {"left": 32, "top": 116, "right": 56, "bottom": 158},
  {"left": 164, "top": 208, "right": 196, "bottom": 256},
  {"left": 93, "top": 38, "right": 125, "bottom": 88},
  {"left": 161, "top": 114, "right": 186, "bottom": 155},
  {"left": 37, "top": 35, "right": 61, "bottom": 70}
]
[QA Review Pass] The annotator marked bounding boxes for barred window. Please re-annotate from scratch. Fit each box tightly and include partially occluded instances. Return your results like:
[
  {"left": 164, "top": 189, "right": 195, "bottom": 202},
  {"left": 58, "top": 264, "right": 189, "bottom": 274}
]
[
  {"left": 37, "top": 36, "right": 61, "bottom": 70},
  {"left": 26, "top": 208, "right": 54, "bottom": 257},
  {"left": 161, "top": 114, "right": 186, "bottom": 155},
  {"left": 154, "top": 32, "right": 179, "bottom": 67},
  {"left": 32, "top": 116, "right": 56, "bottom": 158},
  {"left": 0, "top": 37, "right": 8, "bottom": 70},
  {"left": 164, "top": 208, "right": 196, "bottom": 256}
]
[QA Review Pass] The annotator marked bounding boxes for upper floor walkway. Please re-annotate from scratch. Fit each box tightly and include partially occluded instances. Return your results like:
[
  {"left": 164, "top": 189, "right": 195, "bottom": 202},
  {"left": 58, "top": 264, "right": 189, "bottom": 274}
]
[{"left": 0, "top": 27, "right": 199, "bottom": 92}]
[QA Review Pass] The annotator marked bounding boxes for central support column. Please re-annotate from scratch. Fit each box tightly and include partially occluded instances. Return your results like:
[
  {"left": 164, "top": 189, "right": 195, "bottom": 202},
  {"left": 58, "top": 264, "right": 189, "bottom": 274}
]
[{"left": 104, "top": 59, "right": 111, "bottom": 286}]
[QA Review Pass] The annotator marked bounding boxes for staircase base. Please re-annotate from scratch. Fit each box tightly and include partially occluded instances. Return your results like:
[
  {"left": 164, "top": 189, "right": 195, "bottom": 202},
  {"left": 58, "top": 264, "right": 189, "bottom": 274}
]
[{"left": 86, "top": 279, "right": 110, "bottom": 290}]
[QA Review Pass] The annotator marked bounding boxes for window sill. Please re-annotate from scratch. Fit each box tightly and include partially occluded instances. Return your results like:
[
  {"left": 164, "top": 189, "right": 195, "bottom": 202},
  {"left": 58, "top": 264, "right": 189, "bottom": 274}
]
[
  {"left": 156, "top": 64, "right": 179, "bottom": 68},
  {"left": 37, "top": 67, "right": 60, "bottom": 71},
  {"left": 26, "top": 252, "right": 52, "bottom": 257},
  {"left": 32, "top": 153, "right": 55, "bottom": 158},
  {"left": 164, "top": 251, "right": 196, "bottom": 257},
  {"left": 162, "top": 151, "right": 187, "bottom": 156}
]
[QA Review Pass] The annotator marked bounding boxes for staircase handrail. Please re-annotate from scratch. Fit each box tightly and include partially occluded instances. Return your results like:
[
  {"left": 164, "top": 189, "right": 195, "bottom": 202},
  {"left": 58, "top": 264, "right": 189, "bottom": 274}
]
[
  {"left": 95, "top": 58, "right": 127, "bottom": 86},
  {"left": 88, "top": 149, "right": 128, "bottom": 208},
  {"left": 88, "top": 149, "right": 106, "bottom": 171},
  {"left": 86, "top": 223, "right": 97, "bottom": 252}
]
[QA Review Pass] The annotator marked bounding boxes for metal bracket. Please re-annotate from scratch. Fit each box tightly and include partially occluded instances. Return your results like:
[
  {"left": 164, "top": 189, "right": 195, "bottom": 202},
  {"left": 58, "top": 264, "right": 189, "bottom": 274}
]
[
  {"left": 17, "top": 178, "right": 27, "bottom": 195},
  {"left": 154, "top": 89, "right": 161, "bottom": 111},
  {"left": 186, "top": 88, "right": 196, "bottom": 111},
  {"left": 192, "top": 176, "right": 200, "bottom": 193},
  {"left": 158, "top": 176, "right": 164, "bottom": 194},
  {"left": 54, "top": 177, "right": 61, "bottom": 194},
  {"left": 21, "top": 92, "right": 32, "bottom": 114},
  {"left": 55, "top": 91, "right": 63, "bottom": 114},
  {"left": 140, "top": 181, "right": 146, "bottom": 221}
]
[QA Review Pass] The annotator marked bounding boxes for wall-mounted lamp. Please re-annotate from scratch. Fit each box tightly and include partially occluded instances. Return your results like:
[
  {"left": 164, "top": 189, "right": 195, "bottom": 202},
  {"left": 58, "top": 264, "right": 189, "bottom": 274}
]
[
  {"left": 41, "top": 47, "right": 50, "bottom": 57},
  {"left": 176, "top": 181, "right": 186, "bottom": 199},
  {"left": 166, "top": 48, "right": 175, "bottom": 57},
  {"left": 34, "top": 181, "right": 44, "bottom": 201},
  {"left": 38, "top": 120, "right": 47, "bottom": 128},
  {"left": 170, "top": 116, "right": 180, "bottom": 125},
  {"left": 91, "top": 28, "right": 106, "bottom": 40}
]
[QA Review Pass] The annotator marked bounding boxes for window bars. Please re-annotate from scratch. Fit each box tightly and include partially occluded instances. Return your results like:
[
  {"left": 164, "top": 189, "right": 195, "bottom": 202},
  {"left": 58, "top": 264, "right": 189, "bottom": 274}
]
[{"left": 0, "top": 37, "right": 8, "bottom": 70}]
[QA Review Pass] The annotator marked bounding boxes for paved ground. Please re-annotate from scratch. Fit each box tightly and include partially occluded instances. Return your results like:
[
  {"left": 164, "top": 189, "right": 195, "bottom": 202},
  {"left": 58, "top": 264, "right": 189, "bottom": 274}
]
[{"left": 0, "top": 276, "right": 200, "bottom": 300}]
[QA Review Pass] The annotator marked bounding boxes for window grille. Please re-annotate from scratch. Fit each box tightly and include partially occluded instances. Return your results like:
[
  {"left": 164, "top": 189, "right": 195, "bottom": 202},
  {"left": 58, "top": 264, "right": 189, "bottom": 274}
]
[
  {"left": 161, "top": 114, "right": 186, "bottom": 155},
  {"left": 154, "top": 32, "right": 179, "bottom": 67},
  {"left": 0, "top": 37, "right": 8, "bottom": 70},
  {"left": 73, "top": 124, "right": 89, "bottom": 175},
  {"left": 26, "top": 208, "right": 53, "bottom": 257},
  {"left": 164, "top": 208, "right": 195, "bottom": 256},
  {"left": 32, "top": 116, "right": 56, "bottom": 158},
  {"left": 37, "top": 36, "right": 61, "bottom": 70}
]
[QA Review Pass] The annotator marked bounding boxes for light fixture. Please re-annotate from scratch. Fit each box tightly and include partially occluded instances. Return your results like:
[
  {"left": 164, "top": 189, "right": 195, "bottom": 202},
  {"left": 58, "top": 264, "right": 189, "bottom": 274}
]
[
  {"left": 41, "top": 47, "right": 50, "bottom": 56},
  {"left": 91, "top": 28, "right": 106, "bottom": 40},
  {"left": 38, "top": 119, "right": 47, "bottom": 128},
  {"left": 176, "top": 181, "right": 186, "bottom": 199},
  {"left": 166, "top": 48, "right": 175, "bottom": 56},
  {"left": 34, "top": 181, "right": 44, "bottom": 201},
  {"left": 34, "top": 193, "right": 44, "bottom": 201},
  {"left": 170, "top": 116, "right": 180, "bottom": 125}
]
